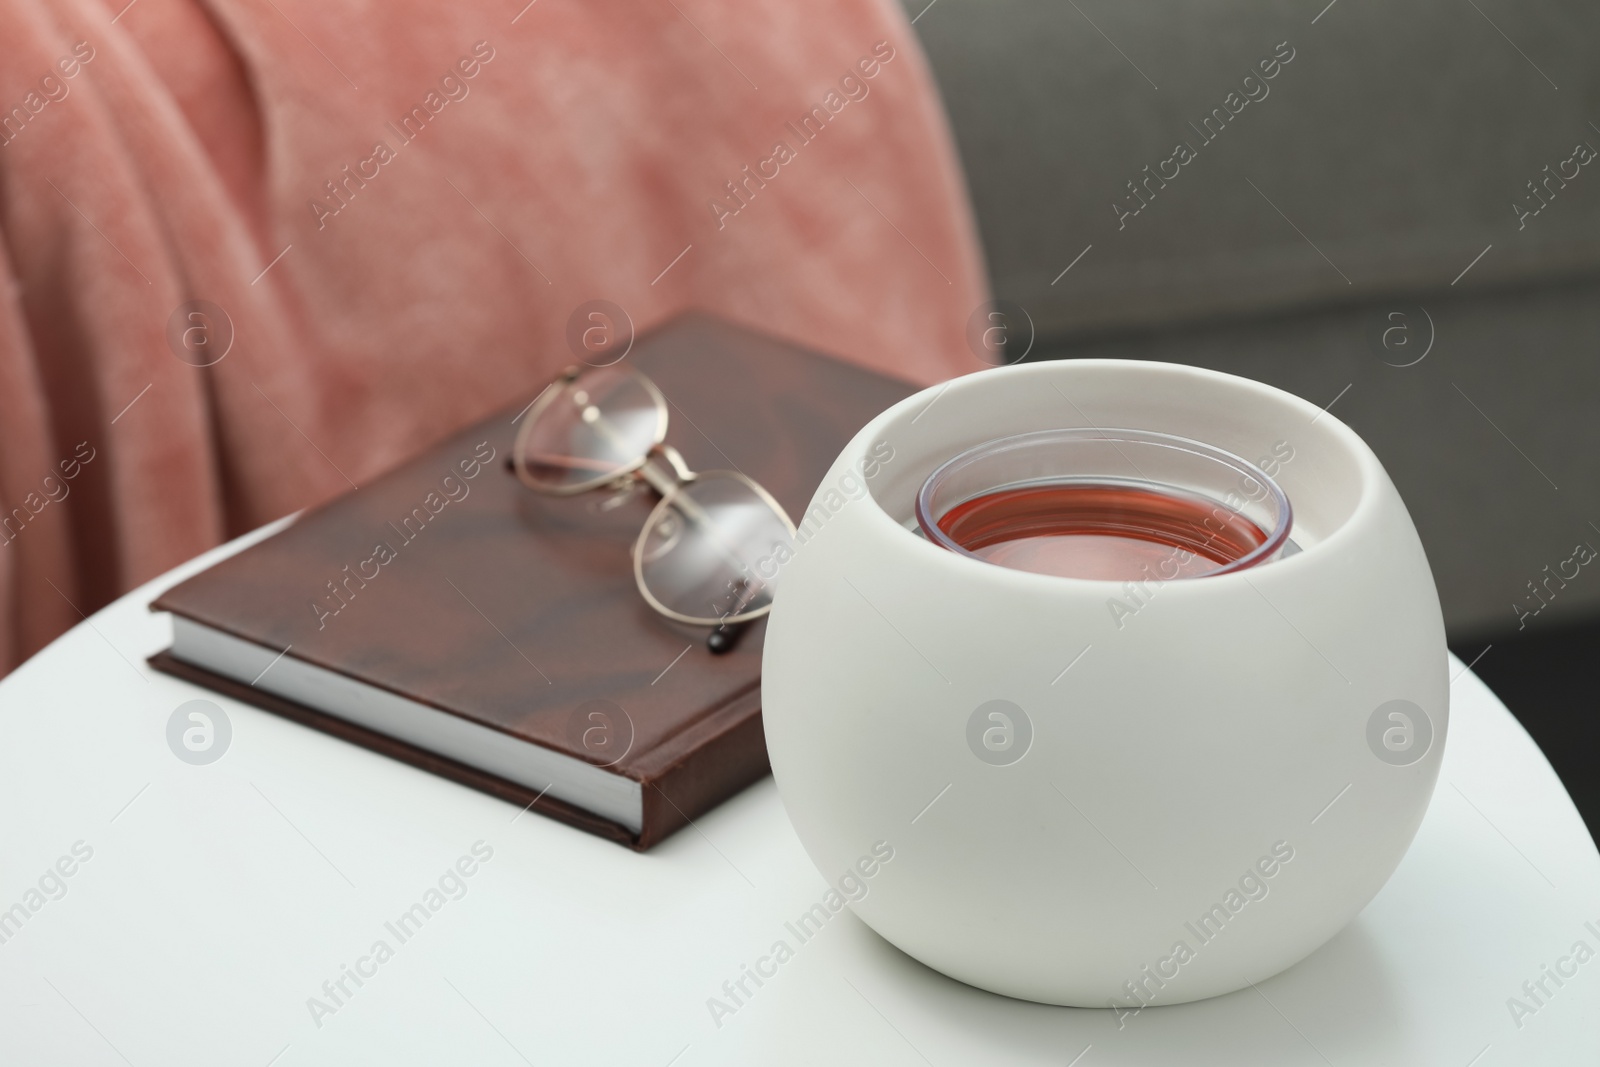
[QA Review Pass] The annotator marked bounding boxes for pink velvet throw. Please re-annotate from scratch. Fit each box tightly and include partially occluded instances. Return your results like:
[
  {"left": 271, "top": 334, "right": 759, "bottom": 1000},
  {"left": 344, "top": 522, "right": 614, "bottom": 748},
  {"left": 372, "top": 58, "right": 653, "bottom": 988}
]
[{"left": 0, "top": 0, "right": 987, "bottom": 673}]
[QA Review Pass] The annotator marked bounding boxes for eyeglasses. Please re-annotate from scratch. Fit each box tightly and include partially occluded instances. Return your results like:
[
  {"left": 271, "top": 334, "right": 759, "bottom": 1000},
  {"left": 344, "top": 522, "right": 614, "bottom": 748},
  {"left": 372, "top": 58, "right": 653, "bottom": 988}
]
[{"left": 511, "top": 364, "right": 797, "bottom": 652}]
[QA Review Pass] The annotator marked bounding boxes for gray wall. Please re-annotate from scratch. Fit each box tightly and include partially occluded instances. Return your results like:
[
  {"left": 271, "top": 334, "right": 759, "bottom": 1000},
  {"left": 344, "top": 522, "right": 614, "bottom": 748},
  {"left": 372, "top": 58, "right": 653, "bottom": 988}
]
[{"left": 903, "top": 0, "right": 1600, "bottom": 637}]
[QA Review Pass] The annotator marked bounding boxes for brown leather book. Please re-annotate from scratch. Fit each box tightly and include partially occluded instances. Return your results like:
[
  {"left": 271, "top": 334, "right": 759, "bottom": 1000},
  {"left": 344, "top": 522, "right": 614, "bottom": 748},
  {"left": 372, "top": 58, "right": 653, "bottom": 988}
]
[{"left": 150, "top": 313, "right": 915, "bottom": 849}]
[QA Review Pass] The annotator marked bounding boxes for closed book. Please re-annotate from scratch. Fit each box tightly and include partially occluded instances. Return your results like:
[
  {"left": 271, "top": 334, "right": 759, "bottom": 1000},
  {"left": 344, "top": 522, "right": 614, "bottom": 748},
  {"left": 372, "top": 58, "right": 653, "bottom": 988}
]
[{"left": 150, "top": 314, "right": 914, "bottom": 849}]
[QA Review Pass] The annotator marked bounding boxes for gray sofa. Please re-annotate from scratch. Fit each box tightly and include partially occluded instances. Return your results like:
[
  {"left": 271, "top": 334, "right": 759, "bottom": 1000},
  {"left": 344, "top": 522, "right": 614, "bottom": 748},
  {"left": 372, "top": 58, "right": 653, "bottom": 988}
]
[{"left": 903, "top": 0, "right": 1600, "bottom": 639}]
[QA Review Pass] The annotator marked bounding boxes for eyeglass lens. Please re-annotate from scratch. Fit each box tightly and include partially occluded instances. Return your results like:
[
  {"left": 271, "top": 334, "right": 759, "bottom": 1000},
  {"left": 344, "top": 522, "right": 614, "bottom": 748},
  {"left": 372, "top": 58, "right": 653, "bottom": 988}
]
[
  {"left": 637, "top": 472, "right": 793, "bottom": 625},
  {"left": 518, "top": 366, "right": 662, "bottom": 491}
]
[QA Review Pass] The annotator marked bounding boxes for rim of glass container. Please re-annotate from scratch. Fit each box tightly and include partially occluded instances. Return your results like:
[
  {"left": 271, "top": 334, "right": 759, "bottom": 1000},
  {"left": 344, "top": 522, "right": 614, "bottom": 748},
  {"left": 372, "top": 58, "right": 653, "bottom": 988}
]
[{"left": 913, "top": 427, "right": 1294, "bottom": 578}]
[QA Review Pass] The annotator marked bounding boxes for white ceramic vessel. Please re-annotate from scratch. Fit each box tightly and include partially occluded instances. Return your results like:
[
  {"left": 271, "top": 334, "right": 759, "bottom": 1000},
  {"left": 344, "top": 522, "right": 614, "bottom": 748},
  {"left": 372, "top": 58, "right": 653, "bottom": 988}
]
[{"left": 761, "top": 360, "right": 1447, "bottom": 1008}]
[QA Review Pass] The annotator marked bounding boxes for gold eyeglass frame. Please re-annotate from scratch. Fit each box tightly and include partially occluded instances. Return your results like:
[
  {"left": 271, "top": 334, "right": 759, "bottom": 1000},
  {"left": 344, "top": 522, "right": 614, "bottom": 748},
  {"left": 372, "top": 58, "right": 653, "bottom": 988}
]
[{"left": 511, "top": 365, "right": 797, "bottom": 628}]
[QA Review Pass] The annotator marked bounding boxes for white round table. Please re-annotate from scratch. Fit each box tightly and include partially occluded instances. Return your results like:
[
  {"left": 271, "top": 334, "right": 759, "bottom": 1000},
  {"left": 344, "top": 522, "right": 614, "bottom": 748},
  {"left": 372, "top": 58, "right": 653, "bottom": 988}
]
[{"left": 2, "top": 522, "right": 1597, "bottom": 1065}]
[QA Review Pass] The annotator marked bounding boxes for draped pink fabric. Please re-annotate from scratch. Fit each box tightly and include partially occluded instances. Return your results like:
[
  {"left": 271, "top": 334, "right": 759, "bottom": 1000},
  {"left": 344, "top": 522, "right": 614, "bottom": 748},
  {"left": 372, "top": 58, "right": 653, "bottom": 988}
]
[{"left": 0, "top": 0, "right": 987, "bottom": 673}]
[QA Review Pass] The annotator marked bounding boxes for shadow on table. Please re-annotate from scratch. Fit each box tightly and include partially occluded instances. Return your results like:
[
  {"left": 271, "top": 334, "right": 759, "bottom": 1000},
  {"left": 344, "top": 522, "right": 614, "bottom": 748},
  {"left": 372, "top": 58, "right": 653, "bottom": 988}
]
[{"left": 814, "top": 911, "right": 1402, "bottom": 1065}]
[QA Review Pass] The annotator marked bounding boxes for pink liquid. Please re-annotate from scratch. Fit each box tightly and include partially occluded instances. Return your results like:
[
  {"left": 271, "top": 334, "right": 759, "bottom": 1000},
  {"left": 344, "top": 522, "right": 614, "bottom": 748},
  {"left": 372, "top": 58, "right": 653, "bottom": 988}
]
[{"left": 936, "top": 482, "right": 1270, "bottom": 581}]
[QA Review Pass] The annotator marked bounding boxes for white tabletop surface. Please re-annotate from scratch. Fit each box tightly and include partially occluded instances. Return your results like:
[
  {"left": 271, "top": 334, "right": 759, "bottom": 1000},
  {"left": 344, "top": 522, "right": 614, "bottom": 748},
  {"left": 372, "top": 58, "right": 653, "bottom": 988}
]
[{"left": 2, "top": 521, "right": 1598, "bottom": 1066}]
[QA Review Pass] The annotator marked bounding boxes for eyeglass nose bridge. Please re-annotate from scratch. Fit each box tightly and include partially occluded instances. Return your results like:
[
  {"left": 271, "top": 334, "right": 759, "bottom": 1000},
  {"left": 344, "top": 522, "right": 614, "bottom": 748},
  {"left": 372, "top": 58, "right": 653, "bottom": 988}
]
[
  {"left": 634, "top": 444, "right": 696, "bottom": 497},
  {"left": 592, "top": 444, "right": 697, "bottom": 512}
]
